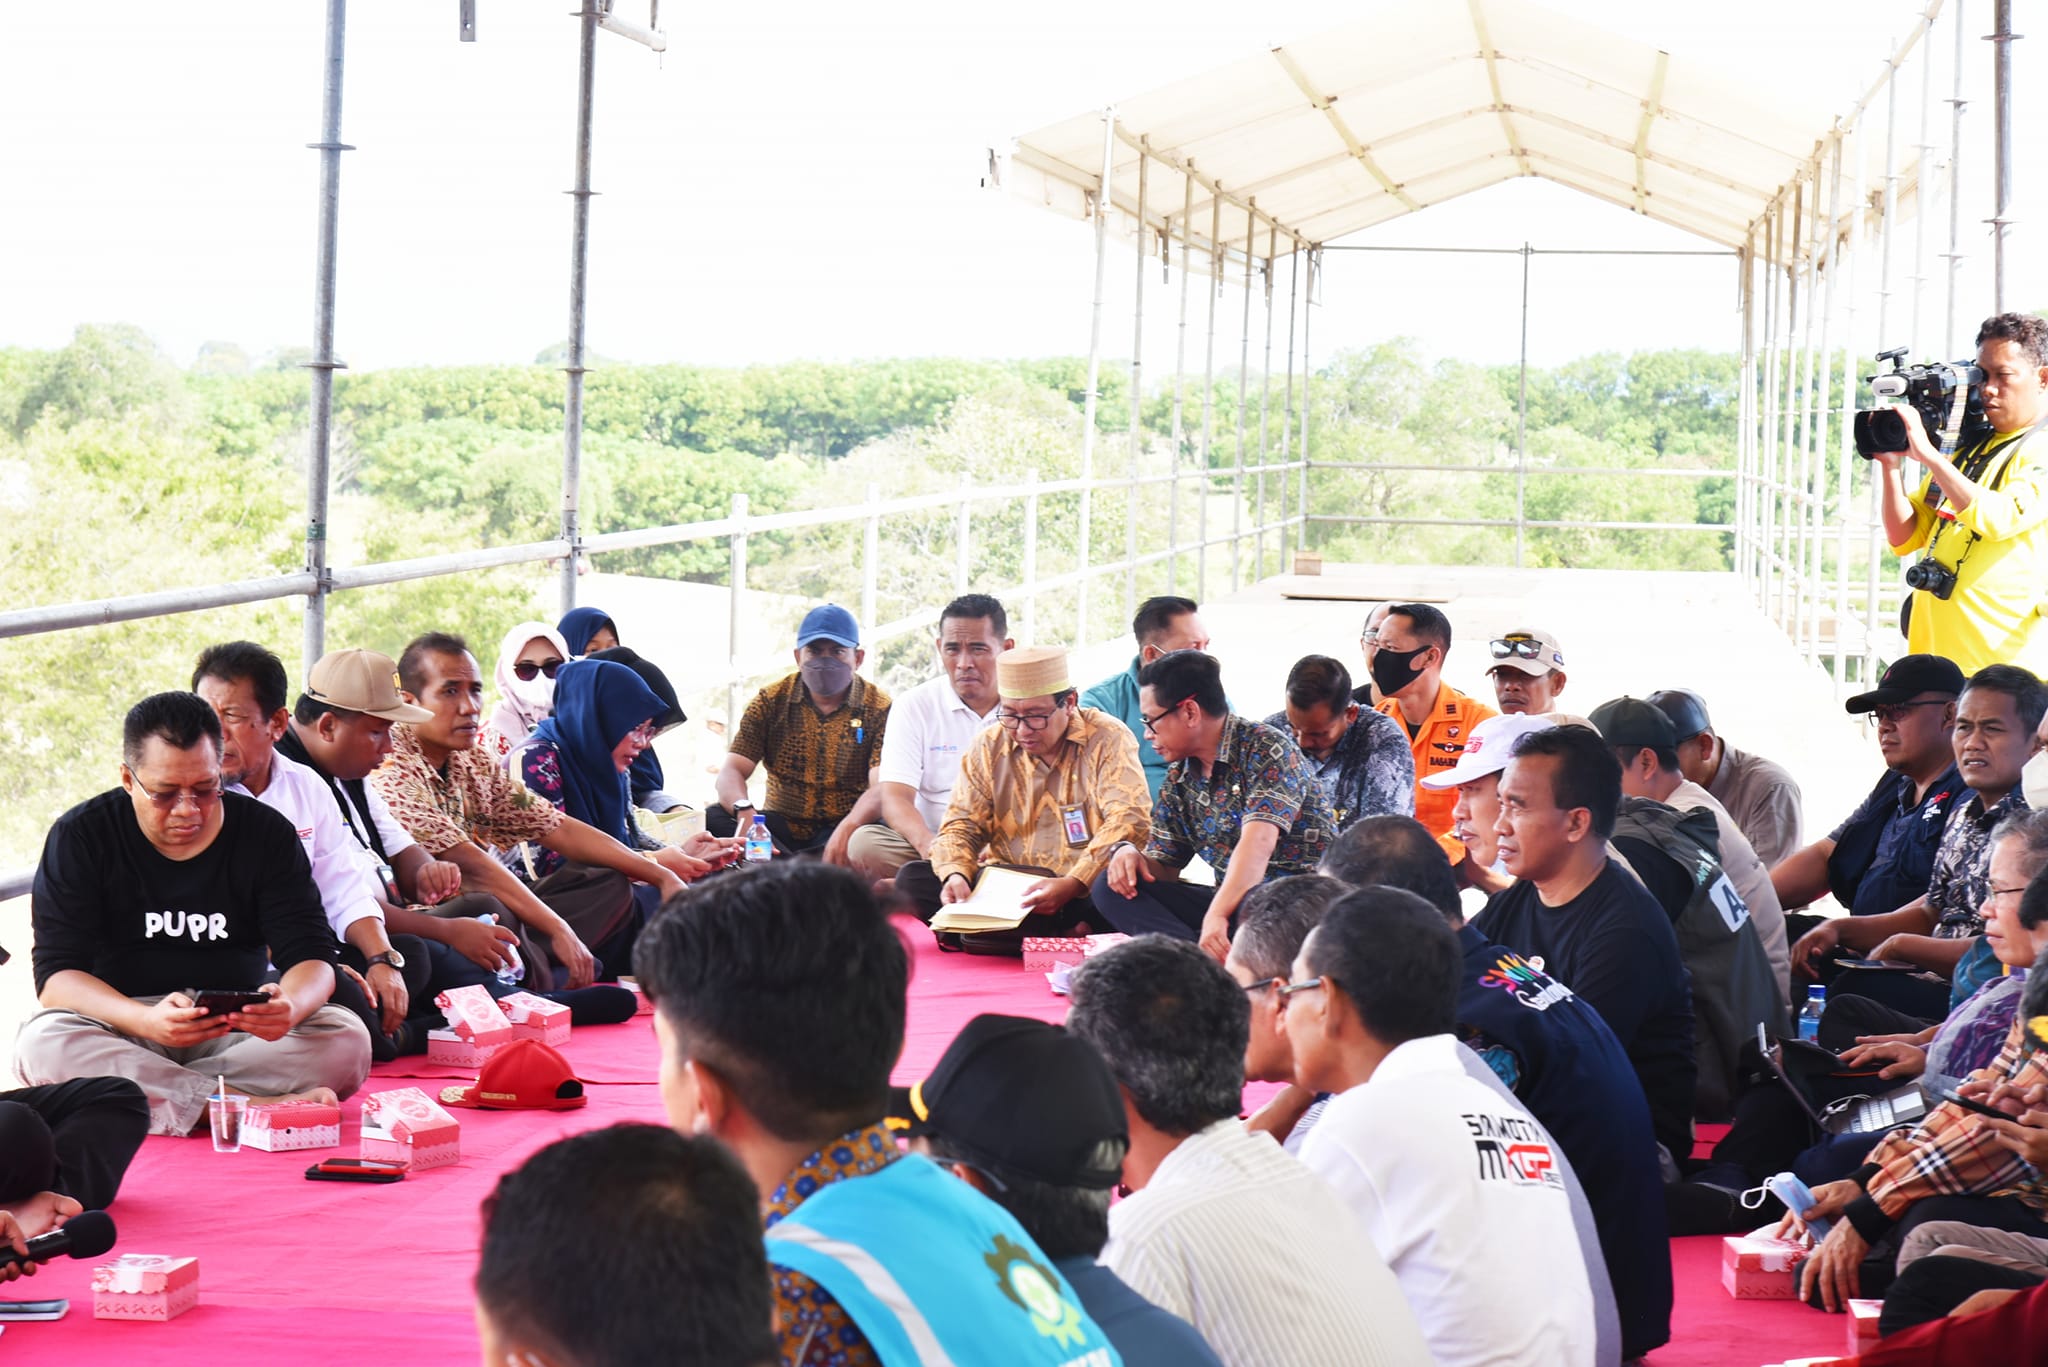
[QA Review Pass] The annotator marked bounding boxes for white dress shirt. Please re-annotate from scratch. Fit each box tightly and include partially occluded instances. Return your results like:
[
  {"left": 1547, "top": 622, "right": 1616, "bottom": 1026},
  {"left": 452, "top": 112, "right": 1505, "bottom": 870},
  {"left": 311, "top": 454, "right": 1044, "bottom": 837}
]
[
  {"left": 873, "top": 673, "right": 998, "bottom": 830},
  {"left": 1104, "top": 1118, "right": 1432, "bottom": 1367},
  {"left": 1299, "top": 1034, "right": 1599, "bottom": 1367},
  {"left": 232, "top": 749, "right": 385, "bottom": 939}
]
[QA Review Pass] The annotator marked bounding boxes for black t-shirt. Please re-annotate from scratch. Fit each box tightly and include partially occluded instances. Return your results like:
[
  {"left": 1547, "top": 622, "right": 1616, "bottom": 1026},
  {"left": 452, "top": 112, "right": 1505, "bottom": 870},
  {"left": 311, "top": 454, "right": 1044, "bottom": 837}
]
[
  {"left": 31, "top": 789, "right": 336, "bottom": 997},
  {"left": 1474, "top": 860, "right": 1698, "bottom": 1161},
  {"left": 1611, "top": 835, "right": 1692, "bottom": 926}
]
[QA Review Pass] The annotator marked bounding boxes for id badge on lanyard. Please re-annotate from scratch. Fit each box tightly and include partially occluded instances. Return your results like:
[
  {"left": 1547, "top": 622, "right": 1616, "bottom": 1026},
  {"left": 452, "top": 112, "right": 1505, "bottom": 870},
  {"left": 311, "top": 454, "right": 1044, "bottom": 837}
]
[{"left": 1060, "top": 804, "right": 1090, "bottom": 847}]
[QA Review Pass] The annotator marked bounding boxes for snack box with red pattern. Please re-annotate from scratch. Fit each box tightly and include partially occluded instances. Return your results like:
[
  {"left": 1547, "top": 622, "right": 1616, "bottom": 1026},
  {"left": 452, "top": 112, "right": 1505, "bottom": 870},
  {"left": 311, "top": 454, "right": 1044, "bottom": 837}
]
[
  {"left": 92, "top": 1254, "right": 200, "bottom": 1322},
  {"left": 1021, "top": 937, "right": 1089, "bottom": 972},
  {"left": 426, "top": 1028, "right": 502, "bottom": 1069},
  {"left": 498, "top": 990, "right": 572, "bottom": 1046},
  {"left": 1846, "top": 1299, "right": 1883, "bottom": 1353},
  {"left": 1084, "top": 933, "right": 1131, "bottom": 958},
  {"left": 241, "top": 1099, "right": 341, "bottom": 1152},
  {"left": 1720, "top": 1230, "right": 1813, "bottom": 1299},
  {"left": 359, "top": 1086, "right": 461, "bottom": 1171},
  {"left": 434, "top": 983, "right": 515, "bottom": 1047}
]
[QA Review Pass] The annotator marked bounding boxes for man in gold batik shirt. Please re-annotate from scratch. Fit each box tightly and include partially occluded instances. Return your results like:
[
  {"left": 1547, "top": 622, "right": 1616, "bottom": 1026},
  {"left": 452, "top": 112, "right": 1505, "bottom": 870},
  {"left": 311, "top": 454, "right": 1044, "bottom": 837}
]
[{"left": 895, "top": 646, "right": 1150, "bottom": 932}]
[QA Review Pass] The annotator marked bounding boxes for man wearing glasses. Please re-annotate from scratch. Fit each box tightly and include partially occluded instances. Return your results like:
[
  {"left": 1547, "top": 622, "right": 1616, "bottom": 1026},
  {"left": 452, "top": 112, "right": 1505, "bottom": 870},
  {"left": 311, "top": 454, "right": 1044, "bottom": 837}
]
[
  {"left": 895, "top": 647, "right": 1148, "bottom": 928},
  {"left": 1772, "top": 655, "right": 1964, "bottom": 929},
  {"left": 18, "top": 692, "right": 371, "bottom": 1136}
]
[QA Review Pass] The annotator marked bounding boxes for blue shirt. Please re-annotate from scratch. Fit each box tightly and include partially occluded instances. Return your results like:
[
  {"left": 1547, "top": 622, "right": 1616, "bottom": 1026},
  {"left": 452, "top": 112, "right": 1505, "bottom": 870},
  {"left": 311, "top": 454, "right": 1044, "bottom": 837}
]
[
  {"left": 1455, "top": 925, "right": 1672, "bottom": 1360},
  {"left": 1083, "top": 657, "right": 1167, "bottom": 799},
  {"left": 1826, "top": 763, "right": 1963, "bottom": 918},
  {"left": 1056, "top": 1257, "right": 1221, "bottom": 1367}
]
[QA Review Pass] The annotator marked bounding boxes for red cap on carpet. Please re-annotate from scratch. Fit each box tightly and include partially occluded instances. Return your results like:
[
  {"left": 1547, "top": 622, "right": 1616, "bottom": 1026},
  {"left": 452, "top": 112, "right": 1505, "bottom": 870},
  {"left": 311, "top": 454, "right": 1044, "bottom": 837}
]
[{"left": 440, "top": 1039, "right": 587, "bottom": 1111}]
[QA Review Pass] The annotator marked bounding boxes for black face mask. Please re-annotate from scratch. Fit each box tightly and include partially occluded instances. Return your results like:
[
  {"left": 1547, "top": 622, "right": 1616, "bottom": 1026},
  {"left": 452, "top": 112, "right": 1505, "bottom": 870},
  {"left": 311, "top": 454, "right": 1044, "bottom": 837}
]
[{"left": 1370, "top": 644, "right": 1431, "bottom": 699}]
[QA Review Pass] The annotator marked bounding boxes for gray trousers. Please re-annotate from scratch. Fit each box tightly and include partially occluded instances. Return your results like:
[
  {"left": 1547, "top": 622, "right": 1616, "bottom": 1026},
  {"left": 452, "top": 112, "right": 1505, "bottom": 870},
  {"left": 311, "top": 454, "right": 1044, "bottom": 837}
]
[{"left": 14, "top": 1000, "right": 372, "bottom": 1138}]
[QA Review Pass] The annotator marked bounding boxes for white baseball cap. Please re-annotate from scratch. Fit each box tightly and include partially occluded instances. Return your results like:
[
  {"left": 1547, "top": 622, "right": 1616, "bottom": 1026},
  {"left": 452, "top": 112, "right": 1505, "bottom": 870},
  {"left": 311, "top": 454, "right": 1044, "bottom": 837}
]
[{"left": 1418, "top": 712, "right": 1559, "bottom": 790}]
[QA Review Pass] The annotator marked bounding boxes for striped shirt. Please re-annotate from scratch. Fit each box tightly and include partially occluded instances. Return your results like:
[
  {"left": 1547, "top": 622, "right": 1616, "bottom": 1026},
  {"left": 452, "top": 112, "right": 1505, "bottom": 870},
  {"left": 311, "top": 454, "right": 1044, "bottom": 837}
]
[
  {"left": 1103, "top": 1119, "right": 1433, "bottom": 1367},
  {"left": 928, "top": 706, "right": 1151, "bottom": 889}
]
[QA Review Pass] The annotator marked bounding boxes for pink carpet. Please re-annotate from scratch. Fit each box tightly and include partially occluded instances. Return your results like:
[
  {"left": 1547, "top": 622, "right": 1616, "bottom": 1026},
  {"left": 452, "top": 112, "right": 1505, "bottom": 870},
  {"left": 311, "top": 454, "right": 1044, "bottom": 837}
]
[{"left": 1, "top": 920, "right": 1854, "bottom": 1364}]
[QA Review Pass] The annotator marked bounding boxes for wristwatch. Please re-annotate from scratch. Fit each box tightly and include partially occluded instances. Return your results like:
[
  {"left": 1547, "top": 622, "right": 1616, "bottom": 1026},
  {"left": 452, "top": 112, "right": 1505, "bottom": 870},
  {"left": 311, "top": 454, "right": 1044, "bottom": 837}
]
[{"left": 366, "top": 949, "right": 406, "bottom": 971}]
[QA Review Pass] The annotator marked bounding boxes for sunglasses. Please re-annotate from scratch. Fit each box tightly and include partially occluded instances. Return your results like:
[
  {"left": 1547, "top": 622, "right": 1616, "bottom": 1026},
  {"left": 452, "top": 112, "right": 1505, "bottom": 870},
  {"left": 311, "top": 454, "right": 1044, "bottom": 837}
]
[
  {"left": 1489, "top": 637, "right": 1545, "bottom": 660},
  {"left": 513, "top": 658, "right": 565, "bottom": 682}
]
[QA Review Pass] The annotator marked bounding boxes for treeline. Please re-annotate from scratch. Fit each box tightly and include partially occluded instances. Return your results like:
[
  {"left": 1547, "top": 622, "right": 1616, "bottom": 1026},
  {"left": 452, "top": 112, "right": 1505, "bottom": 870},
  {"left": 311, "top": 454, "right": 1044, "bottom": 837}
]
[{"left": 0, "top": 323, "right": 1741, "bottom": 866}]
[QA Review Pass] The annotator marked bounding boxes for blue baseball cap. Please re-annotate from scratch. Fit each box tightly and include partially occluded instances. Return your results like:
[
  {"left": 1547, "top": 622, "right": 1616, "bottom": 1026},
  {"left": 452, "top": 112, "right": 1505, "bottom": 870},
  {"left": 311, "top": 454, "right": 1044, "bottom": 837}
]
[{"left": 797, "top": 604, "right": 860, "bottom": 649}]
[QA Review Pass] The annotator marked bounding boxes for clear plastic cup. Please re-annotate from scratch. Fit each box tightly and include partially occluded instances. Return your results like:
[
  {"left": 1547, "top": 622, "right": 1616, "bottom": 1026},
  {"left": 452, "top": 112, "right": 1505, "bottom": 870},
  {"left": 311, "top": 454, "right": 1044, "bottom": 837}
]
[{"left": 209, "top": 1093, "right": 247, "bottom": 1153}]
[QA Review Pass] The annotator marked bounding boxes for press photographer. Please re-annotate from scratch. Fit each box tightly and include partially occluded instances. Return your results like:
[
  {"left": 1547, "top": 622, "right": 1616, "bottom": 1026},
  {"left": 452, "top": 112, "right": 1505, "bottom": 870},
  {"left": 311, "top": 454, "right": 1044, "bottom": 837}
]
[{"left": 1867, "top": 313, "right": 2048, "bottom": 675}]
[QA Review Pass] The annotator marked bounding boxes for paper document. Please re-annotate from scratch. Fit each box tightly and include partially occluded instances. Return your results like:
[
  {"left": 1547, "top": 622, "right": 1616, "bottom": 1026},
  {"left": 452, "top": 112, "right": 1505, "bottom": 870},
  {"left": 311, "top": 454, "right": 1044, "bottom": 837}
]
[{"left": 927, "top": 866, "right": 1043, "bottom": 933}]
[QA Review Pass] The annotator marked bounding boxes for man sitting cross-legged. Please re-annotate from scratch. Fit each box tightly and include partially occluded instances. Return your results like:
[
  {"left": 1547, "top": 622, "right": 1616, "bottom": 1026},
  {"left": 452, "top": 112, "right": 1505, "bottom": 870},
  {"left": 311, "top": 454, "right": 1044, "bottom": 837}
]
[
  {"left": 18, "top": 692, "right": 370, "bottom": 1136},
  {"left": 898, "top": 645, "right": 1150, "bottom": 927}
]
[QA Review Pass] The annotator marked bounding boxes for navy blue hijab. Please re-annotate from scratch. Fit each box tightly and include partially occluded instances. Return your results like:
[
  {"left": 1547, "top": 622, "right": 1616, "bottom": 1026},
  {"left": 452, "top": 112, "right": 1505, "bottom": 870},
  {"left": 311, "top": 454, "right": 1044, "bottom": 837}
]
[
  {"left": 558, "top": 606, "right": 618, "bottom": 657},
  {"left": 590, "top": 646, "right": 683, "bottom": 798},
  {"left": 527, "top": 658, "right": 664, "bottom": 845}
]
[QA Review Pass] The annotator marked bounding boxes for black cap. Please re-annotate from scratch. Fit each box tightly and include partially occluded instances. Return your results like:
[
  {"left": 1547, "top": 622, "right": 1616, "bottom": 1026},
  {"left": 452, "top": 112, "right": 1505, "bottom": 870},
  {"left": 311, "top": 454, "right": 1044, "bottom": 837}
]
[
  {"left": 1844, "top": 654, "right": 1966, "bottom": 714},
  {"left": 1646, "top": 689, "right": 1712, "bottom": 742},
  {"left": 885, "top": 1014, "right": 1126, "bottom": 1190},
  {"left": 1587, "top": 696, "right": 1679, "bottom": 751}
]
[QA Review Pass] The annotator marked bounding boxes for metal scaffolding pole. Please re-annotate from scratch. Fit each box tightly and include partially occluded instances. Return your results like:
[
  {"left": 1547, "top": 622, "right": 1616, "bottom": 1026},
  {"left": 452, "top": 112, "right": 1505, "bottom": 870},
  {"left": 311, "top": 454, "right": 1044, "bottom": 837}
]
[
  {"left": 1077, "top": 109, "right": 1116, "bottom": 642},
  {"left": 558, "top": 1, "right": 600, "bottom": 615},
  {"left": 1777, "top": 181, "right": 1803, "bottom": 633},
  {"left": 1282, "top": 246, "right": 1299, "bottom": 569},
  {"left": 1516, "top": 242, "right": 1530, "bottom": 569},
  {"left": 1791, "top": 164, "right": 1819, "bottom": 653},
  {"left": 302, "top": 0, "right": 350, "bottom": 670},
  {"left": 1991, "top": 0, "right": 2015, "bottom": 309},
  {"left": 1945, "top": 0, "right": 1969, "bottom": 357},
  {"left": 1871, "top": 72, "right": 1903, "bottom": 681},
  {"left": 1299, "top": 248, "right": 1314, "bottom": 542},
  {"left": 1737, "top": 240, "right": 1756, "bottom": 588},
  {"left": 1836, "top": 125, "right": 1866, "bottom": 688},
  {"left": 1233, "top": 213, "right": 1252, "bottom": 590},
  {"left": 1759, "top": 198, "right": 1781, "bottom": 615},
  {"left": 1258, "top": 226, "right": 1275, "bottom": 581},
  {"left": 1199, "top": 194, "right": 1220, "bottom": 596},
  {"left": 1910, "top": 12, "right": 1936, "bottom": 355},
  {"left": 1127, "top": 147, "right": 1147, "bottom": 622},
  {"left": 1170, "top": 172, "right": 1193, "bottom": 594},
  {"left": 1808, "top": 136, "right": 1842, "bottom": 667}
]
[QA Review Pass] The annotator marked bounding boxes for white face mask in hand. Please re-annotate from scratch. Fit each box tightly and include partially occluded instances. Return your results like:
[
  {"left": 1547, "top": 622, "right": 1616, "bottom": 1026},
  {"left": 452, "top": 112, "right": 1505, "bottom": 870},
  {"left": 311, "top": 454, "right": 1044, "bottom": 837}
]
[{"left": 2024, "top": 750, "right": 2048, "bottom": 810}]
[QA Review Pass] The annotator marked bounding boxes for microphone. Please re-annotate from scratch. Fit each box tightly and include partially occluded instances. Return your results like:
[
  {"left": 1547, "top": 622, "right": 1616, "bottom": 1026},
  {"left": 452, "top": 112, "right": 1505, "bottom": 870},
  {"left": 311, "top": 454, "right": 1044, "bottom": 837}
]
[{"left": 0, "top": 1211, "right": 117, "bottom": 1267}]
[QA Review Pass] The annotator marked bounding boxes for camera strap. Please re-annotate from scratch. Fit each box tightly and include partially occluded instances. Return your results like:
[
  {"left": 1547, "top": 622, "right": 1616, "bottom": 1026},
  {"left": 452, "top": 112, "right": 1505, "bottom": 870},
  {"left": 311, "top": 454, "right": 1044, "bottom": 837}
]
[{"left": 1924, "top": 420, "right": 2044, "bottom": 570}]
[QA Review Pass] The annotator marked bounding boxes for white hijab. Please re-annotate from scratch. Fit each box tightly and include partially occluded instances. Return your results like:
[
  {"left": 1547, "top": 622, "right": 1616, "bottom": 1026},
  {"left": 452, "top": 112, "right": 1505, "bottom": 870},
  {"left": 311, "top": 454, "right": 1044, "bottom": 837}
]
[{"left": 489, "top": 621, "right": 571, "bottom": 748}]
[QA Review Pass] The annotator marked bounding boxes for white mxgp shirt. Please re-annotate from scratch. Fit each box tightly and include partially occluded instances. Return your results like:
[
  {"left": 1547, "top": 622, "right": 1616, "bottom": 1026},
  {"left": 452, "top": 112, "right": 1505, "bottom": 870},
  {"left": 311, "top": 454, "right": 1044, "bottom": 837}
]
[{"left": 1299, "top": 1033, "right": 1601, "bottom": 1367}]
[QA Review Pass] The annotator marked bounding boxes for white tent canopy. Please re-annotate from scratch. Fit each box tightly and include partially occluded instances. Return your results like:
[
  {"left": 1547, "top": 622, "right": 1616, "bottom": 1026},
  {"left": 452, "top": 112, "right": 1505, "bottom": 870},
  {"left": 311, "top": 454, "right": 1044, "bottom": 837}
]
[{"left": 1008, "top": 0, "right": 1921, "bottom": 266}]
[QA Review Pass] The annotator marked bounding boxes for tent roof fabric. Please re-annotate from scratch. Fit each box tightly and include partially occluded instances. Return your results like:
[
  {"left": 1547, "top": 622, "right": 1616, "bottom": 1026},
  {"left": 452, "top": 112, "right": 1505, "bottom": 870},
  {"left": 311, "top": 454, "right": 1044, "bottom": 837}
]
[{"left": 1009, "top": 0, "right": 1878, "bottom": 266}]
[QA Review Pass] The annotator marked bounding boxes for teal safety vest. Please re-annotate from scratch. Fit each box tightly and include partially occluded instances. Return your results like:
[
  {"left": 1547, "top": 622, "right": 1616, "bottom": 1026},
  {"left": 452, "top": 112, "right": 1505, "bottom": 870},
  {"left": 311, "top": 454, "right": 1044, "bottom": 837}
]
[{"left": 765, "top": 1155, "right": 1121, "bottom": 1367}]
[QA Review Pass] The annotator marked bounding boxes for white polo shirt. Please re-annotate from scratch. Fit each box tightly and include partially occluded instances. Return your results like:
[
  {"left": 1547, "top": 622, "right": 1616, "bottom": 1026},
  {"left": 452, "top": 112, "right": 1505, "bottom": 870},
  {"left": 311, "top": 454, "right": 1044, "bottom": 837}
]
[
  {"left": 231, "top": 749, "right": 385, "bottom": 940},
  {"left": 1104, "top": 1118, "right": 1432, "bottom": 1367},
  {"left": 873, "top": 673, "right": 998, "bottom": 829},
  {"left": 1298, "top": 1034, "right": 1599, "bottom": 1367}
]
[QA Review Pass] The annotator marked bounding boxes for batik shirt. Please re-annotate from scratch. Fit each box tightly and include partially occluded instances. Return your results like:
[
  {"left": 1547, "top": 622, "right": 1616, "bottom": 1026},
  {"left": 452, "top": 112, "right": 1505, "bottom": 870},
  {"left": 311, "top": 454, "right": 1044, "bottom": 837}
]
[
  {"left": 370, "top": 724, "right": 562, "bottom": 856},
  {"left": 1925, "top": 790, "right": 2027, "bottom": 938},
  {"left": 730, "top": 674, "right": 891, "bottom": 842},
  {"left": 1262, "top": 707, "right": 1415, "bottom": 830},
  {"left": 1144, "top": 714, "right": 1334, "bottom": 877},
  {"left": 764, "top": 1125, "right": 897, "bottom": 1367}
]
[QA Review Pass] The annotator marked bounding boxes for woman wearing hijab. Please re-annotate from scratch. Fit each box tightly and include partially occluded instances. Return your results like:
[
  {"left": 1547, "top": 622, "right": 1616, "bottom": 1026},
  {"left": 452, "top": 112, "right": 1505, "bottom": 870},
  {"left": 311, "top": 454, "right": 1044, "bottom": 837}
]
[
  {"left": 590, "top": 645, "right": 686, "bottom": 812},
  {"left": 484, "top": 622, "right": 571, "bottom": 769},
  {"left": 557, "top": 606, "right": 619, "bottom": 658},
  {"left": 518, "top": 659, "right": 739, "bottom": 894}
]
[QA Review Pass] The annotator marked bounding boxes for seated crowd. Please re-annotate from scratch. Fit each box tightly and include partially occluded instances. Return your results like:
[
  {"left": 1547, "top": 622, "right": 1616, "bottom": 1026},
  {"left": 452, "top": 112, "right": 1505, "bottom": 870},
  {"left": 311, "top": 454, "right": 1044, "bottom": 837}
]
[{"left": 15, "top": 586, "right": 2048, "bottom": 1366}]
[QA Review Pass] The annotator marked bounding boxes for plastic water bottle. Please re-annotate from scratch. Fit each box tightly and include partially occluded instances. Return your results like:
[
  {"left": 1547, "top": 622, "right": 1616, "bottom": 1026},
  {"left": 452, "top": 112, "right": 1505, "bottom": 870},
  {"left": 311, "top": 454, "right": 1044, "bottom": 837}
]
[
  {"left": 745, "top": 814, "right": 774, "bottom": 865},
  {"left": 478, "top": 913, "right": 524, "bottom": 986},
  {"left": 1797, "top": 984, "right": 1826, "bottom": 1043}
]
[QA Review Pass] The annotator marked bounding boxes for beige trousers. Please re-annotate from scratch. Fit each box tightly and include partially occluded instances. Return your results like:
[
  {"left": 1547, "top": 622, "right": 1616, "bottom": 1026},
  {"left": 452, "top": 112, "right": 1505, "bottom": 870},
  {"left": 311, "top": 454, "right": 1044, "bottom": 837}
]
[{"left": 847, "top": 823, "right": 921, "bottom": 880}]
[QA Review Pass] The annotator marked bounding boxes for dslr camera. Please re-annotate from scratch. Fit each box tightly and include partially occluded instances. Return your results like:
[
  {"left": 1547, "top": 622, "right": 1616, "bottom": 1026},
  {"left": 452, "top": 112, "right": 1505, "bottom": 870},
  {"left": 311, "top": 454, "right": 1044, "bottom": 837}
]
[{"left": 1854, "top": 346, "right": 1988, "bottom": 459}]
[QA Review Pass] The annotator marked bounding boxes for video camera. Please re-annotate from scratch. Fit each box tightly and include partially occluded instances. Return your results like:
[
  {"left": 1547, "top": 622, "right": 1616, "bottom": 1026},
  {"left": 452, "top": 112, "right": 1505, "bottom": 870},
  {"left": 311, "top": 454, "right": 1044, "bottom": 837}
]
[{"left": 1853, "top": 346, "right": 1988, "bottom": 459}]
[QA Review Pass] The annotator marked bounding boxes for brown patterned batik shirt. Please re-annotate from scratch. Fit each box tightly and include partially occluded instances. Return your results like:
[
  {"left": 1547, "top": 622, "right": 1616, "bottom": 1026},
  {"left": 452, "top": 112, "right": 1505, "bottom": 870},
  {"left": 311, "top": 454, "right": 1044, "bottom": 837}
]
[
  {"left": 369, "top": 723, "right": 563, "bottom": 856},
  {"left": 729, "top": 673, "right": 892, "bottom": 842},
  {"left": 929, "top": 705, "right": 1151, "bottom": 888}
]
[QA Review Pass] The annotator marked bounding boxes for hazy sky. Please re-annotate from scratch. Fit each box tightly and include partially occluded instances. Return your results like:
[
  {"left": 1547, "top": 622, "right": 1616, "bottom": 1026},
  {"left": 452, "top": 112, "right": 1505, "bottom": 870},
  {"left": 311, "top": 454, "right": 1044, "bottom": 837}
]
[{"left": 0, "top": 0, "right": 2035, "bottom": 374}]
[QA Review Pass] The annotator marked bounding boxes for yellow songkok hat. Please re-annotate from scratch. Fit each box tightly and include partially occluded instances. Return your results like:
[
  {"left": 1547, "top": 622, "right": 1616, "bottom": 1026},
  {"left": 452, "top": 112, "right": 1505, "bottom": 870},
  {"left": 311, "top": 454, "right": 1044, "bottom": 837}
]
[{"left": 998, "top": 646, "right": 1072, "bottom": 701}]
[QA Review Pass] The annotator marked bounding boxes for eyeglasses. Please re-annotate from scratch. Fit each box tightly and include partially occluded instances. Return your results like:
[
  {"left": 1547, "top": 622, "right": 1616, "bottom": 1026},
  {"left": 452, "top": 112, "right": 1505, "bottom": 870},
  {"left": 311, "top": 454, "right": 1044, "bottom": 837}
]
[
  {"left": 126, "top": 771, "right": 224, "bottom": 811},
  {"left": 626, "top": 722, "right": 659, "bottom": 745},
  {"left": 1988, "top": 884, "right": 2030, "bottom": 902},
  {"left": 1241, "top": 978, "right": 1278, "bottom": 995},
  {"left": 512, "top": 658, "right": 564, "bottom": 682},
  {"left": 1489, "top": 637, "right": 1544, "bottom": 660},
  {"left": 1277, "top": 975, "right": 1329, "bottom": 1003},
  {"left": 1869, "top": 700, "right": 1949, "bottom": 724},
  {"left": 1138, "top": 706, "right": 1180, "bottom": 734},
  {"left": 996, "top": 708, "right": 1060, "bottom": 733}
]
